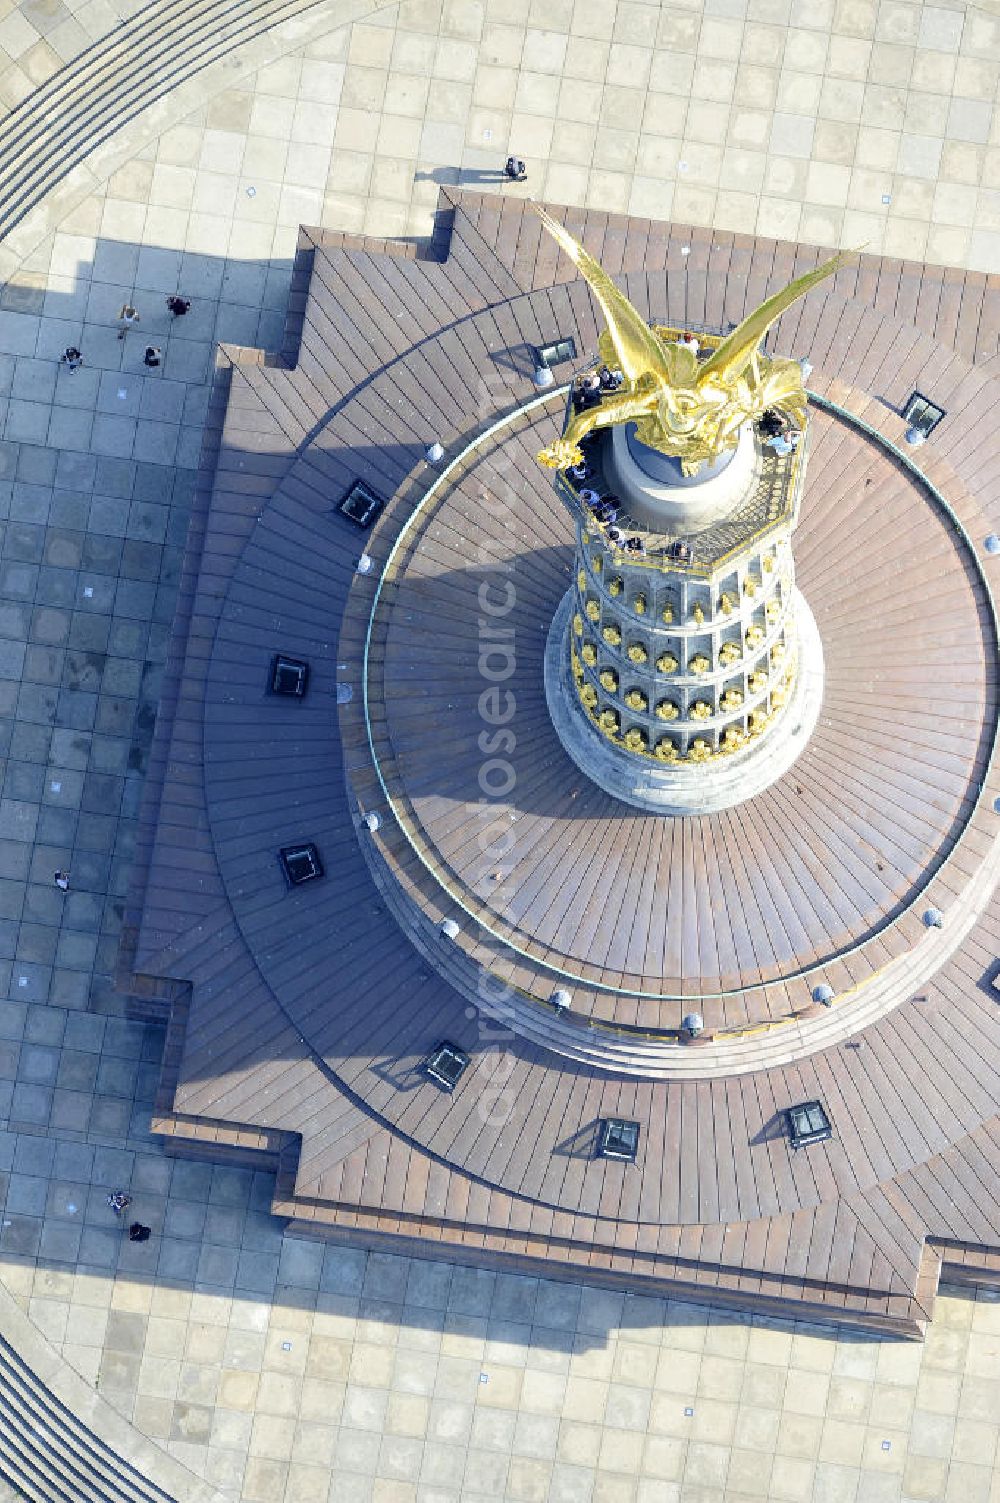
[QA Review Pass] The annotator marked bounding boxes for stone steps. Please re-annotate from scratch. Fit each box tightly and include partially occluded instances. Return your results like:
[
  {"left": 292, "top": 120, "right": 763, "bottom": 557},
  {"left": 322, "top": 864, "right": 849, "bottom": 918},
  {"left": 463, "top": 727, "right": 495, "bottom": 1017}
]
[
  {"left": 0, "top": 0, "right": 327, "bottom": 245},
  {"left": 0, "top": 1330, "right": 177, "bottom": 1503}
]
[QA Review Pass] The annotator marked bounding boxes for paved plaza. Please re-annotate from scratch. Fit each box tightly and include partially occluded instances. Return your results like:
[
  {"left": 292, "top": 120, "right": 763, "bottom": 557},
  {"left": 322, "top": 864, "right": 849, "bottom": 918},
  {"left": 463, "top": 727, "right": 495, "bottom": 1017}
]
[
  {"left": 0, "top": 0, "right": 999, "bottom": 269},
  {"left": 1, "top": 1088, "right": 1000, "bottom": 1503},
  {"left": 0, "top": 0, "right": 996, "bottom": 1500}
]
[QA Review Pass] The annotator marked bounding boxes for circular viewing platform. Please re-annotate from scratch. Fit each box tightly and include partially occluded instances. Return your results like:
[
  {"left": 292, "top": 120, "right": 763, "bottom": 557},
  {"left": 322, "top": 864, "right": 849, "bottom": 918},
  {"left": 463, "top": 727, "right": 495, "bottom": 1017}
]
[
  {"left": 348, "top": 378, "right": 998, "bottom": 1061},
  {"left": 552, "top": 340, "right": 804, "bottom": 575}
]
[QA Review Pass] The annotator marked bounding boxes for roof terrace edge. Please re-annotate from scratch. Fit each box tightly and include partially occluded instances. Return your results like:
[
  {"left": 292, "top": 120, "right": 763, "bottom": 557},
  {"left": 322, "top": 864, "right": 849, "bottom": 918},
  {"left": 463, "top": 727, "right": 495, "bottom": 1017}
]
[{"left": 116, "top": 198, "right": 1000, "bottom": 1335}]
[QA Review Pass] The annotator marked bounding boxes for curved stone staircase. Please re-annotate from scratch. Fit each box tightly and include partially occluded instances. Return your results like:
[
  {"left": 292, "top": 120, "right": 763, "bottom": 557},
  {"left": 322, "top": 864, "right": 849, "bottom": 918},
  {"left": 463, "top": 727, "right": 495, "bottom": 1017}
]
[
  {"left": 0, "top": 1327, "right": 177, "bottom": 1503},
  {"left": 0, "top": 0, "right": 330, "bottom": 246}
]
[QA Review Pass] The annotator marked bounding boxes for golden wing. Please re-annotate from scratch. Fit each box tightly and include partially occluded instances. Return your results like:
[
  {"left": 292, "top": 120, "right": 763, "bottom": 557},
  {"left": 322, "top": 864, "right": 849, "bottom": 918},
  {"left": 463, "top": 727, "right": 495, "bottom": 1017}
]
[
  {"left": 534, "top": 204, "right": 671, "bottom": 386},
  {"left": 698, "top": 249, "right": 854, "bottom": 386}
]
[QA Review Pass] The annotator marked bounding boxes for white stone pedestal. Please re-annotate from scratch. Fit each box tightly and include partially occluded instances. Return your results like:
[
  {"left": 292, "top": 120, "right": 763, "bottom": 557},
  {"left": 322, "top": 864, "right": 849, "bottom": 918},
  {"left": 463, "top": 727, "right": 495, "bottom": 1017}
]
[{"left": 605, "top": 421, "right": 758, "bottom": 532}]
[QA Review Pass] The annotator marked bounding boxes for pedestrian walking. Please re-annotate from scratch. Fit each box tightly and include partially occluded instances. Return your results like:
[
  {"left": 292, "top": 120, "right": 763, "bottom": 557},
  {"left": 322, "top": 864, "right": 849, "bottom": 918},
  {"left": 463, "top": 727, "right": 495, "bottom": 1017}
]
[
  {"left": 503, "top": 156, "right": 527, "bottom": 182},
  {"left": 117, "top": 304, "right": 140, "bottom": 339},
  {"left": 107, "top": 1191, "right": 131, "bottom": 1216},
  {"left": 128, "top": 1223, "right": 151, "bottom": 1243},
  {"left": 53, "top": 870, "right": 70, "bottom": 891},
  {"left": 166, "top": 295, "right": 190, "bottom": 317},
  {"left": 143, "top": 345, "right": 161, "bottom": 368},
  {"left": 60, "top": 347, "right": 83, "bottom": 371}
]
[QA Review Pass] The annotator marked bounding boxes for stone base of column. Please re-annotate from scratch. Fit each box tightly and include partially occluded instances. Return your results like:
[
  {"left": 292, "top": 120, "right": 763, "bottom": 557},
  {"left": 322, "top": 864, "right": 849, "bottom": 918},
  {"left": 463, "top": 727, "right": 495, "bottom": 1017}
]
[{"left": 544, "top": 587, "right": 825, "bottom": 816}]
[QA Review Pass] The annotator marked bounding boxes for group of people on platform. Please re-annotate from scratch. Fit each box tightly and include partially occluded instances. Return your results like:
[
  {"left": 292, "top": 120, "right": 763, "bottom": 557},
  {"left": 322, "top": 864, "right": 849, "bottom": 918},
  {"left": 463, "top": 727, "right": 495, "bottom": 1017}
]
[
  {"left": 568, "top": 336, "right": 704, "bottom": 417},
  {"left": 563, "top": 459, "right": 646, "bottom": 556},
  {"left": 571, "top": 364, "right": 625, "bottom": 413},
  {"left": 756, "top": 407, "right": 801, "bottom": 456}
]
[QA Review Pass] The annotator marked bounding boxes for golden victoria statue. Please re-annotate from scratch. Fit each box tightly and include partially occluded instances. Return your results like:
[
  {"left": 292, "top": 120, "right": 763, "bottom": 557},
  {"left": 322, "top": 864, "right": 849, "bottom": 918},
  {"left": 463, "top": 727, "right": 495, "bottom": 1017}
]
[{"left": 534, "top": 205, "right": 850, "bottom": 475}]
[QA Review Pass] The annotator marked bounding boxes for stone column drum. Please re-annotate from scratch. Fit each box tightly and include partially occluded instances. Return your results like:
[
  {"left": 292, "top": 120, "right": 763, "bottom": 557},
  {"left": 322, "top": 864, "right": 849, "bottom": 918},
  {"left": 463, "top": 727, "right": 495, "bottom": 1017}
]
[{"left": 544, "top": 418, "right": 825, "bottom": 815}]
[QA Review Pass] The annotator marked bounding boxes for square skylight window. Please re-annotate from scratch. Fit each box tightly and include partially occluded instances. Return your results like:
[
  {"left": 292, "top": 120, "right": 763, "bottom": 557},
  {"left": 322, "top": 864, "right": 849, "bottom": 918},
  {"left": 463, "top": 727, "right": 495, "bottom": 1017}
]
[
  {"left": 535, "top": 336, "right": 577, "bottom": 369},
  {"left": 901, "top": 391, "right": 945, "bottom": 437},
  {"left": 279, "top": 844, "right": 324, "bottom": 886},
  {"left": 784, "top": 1099, "right": 833, "bottom": 1149},
  {"left": 423, "top": 1041, "right": 470, "bottom": 1091},
  {"left": 270, "top": 655, "right": 309, "bottom": 697},
  {"left": 339, "top": 479, "right": 386, "bottom": 530},
  {"left": 597, "top": 1118, "right": 640, "bottom": 1162}
]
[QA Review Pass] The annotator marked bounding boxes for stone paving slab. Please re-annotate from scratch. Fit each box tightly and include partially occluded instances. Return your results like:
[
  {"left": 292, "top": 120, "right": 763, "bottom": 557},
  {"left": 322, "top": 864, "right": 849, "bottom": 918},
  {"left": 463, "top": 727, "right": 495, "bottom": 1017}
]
[
  {"left": 2, "top": 0, "right": 1000, "bottom": 290},
  {"left": 0, "top": 1233, "right": 228, "bottom": 1503}
]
